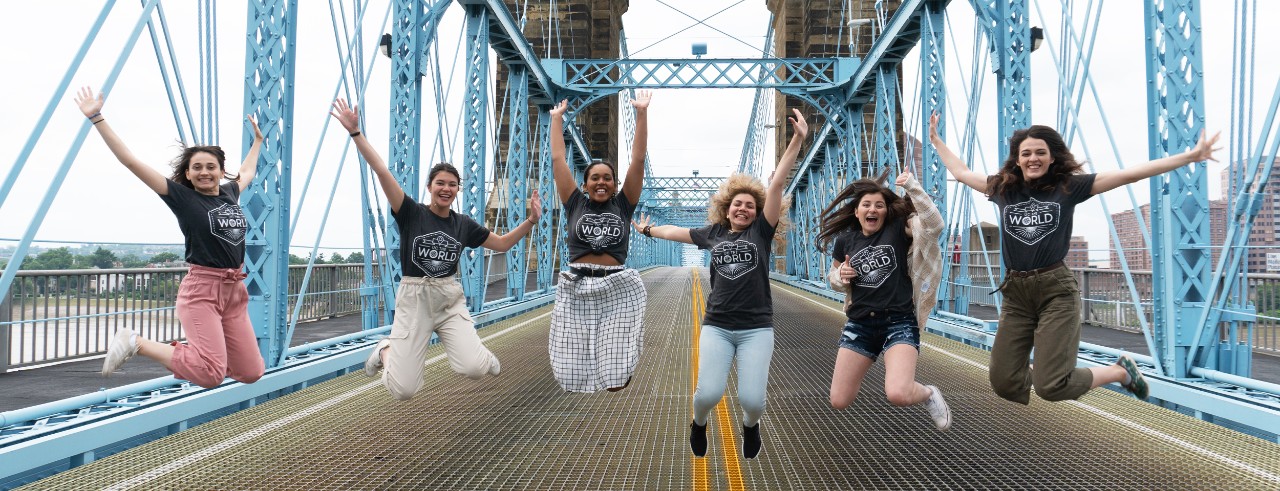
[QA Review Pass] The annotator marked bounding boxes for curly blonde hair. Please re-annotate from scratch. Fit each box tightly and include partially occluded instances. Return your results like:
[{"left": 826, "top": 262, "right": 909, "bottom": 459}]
[{"left": 706, "top": 173, "right": 789, "bottom": 232}]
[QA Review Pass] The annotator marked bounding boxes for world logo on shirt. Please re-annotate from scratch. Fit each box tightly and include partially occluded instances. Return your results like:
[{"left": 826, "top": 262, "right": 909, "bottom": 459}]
[
  {"left": 710, "top": 240, "right": 758, "bottom": 280},
  {"left": 412, "top": 232, "right": 461, "bottom": 277},
  {"left": 575, "top": 213, "right": 624, "bottom": 250},
  {"left": 208, "top": 203, "right": 247, "bottom": 246},
  {"left": 1003, "top": 197, "right": 1060, "bottom": 245},
  {"left": 847, "top": 244, "right": 896, "bottom": 288}
]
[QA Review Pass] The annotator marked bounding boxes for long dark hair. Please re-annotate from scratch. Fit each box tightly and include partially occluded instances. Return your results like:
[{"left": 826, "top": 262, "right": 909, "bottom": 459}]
[
  {"left": 169, "top": 144, "right": 232, "bottom": 189},
  {"left": 816, "top": 174, "right": 914, "bottom": 252},
  {"left": 987, "top": 125, "right": 1084, "bottom": 197}
]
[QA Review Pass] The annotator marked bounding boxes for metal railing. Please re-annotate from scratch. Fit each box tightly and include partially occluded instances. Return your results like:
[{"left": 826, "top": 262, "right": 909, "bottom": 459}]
[
  {"left": 1, "top": 264, "right": 379, "bottom": 371},
  {"left": 945, "top": 265, "right": 1280, "bottom": 355}
]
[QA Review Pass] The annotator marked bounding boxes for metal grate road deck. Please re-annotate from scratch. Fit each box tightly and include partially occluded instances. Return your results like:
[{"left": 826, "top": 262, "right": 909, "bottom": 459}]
[{"left": 22, "top": 267, "right": 1280, "bottom": 490}]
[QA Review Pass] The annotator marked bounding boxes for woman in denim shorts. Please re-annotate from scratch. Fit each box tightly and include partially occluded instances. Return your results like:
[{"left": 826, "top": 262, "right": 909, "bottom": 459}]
[{"left": 817, "top": 172, "right": 951, "bottom": 431}]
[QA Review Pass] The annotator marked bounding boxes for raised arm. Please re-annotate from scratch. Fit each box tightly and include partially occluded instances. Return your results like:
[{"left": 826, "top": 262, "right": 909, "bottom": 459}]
[
  {"left": 896, "top": 171, "right": 944, "bottom": 240},
  {"left": 631, "top": 213, "right": 694, "bottom": 244},
  {"left": 74, "top": 87, "right": 169, "bottom": 195},
  {"left": 764, "top": 108, "right": 808, "bottom": 227},
  {"left": 929, "top": 112, "right": 989, "bottom": 194},
  {"left": 330, "top": 98, "right": 406, "bottom": 213},
  {"left": 483, "top": 190, "right": 544, "bottom": 252},
  {"left": 236, "top": 116, "right": 264, "bottom": 192},
  {"left": 1091, "top": 130, "right": 1221, "bottom": 195},
  {"left": 549, "top": 100, "right": 578, "bottom": 203},
  {"left": 620, "top": 90, "right": 652, "bottom": 205}
]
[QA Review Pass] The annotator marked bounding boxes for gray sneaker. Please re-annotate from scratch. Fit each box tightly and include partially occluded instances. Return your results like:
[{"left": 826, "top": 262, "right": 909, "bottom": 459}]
[
  {"left": 924, "top": 385, "right": 952, "bottom": 431},
  {"left": 364, "top": 339, "right": 390, "bottom": 377},
  {"left": 101, "top": 328, "right": 139, "bottom": 377}
]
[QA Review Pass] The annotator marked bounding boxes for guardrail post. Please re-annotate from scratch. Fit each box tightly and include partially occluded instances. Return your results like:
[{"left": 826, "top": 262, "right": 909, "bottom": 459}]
[
  {"left": 1081, "top": 268, "right": 1092, "bottom": 323},
  {"left": 1, "top": 284, "right": 11, "bottom": 373}
]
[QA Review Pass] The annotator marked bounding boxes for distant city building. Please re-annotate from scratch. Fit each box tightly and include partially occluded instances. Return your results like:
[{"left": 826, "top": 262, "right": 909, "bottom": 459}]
[
  {"left": 1109, "top": 159, "right": 1278, "bottom": 271},
  {"left": 1066, "top": 236, "right": 1090, "bottom": 269},
  {"left": 1222, "top": 158, "right": 1280, "bottom": 272}
]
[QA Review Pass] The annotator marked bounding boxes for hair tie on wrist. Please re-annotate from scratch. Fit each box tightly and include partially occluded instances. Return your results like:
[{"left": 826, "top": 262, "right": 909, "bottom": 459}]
[
  {"left": 92, "top": 118, "right": 105, "bottom": 125},
  {"left": 349, "top": 131, "right": 362, "bottom": 138},
  {"left": 87, "top": 112, "right": 102, "bottom": 120}
]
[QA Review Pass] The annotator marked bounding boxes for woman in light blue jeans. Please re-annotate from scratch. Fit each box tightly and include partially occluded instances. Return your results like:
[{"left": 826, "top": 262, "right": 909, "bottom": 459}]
[{"left": 631, "top": 109, "right": 807, "bottom": 459}]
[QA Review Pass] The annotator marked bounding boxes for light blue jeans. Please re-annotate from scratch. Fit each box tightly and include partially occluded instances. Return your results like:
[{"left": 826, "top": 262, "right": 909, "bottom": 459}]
[{"left": 693, "top": 325, "right": 775, "bottom": 427}]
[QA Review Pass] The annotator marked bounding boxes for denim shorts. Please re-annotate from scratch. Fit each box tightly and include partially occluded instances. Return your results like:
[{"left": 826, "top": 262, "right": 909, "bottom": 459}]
[{"left": 838, "top": 313, "right": 920, "bottom": 361}]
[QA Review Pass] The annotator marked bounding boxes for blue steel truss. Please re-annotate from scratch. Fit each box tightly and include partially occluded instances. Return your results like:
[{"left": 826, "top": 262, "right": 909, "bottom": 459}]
[
  {"left": 1143, "top": 0, "right": 1215, "bottom": 377},
  {"left": 555, "top": 58, "right": 855, "bottom": 90},
  {"left": 504, "top": 67, "right": 531, "bottom": 300},
  {"left": 459, "top": 4, "right": 490, "bottom": 312},
  {"left": 970, "top": 0, "right": 1032, "bottom": 157},
  {"left": 241, "top": 0, "right": 298, "bottom": 367}
]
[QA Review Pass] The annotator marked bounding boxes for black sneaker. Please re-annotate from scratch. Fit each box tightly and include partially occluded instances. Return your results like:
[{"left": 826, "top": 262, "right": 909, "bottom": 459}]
[
  {"left": 742, "top": 423, "right": 762, "bottom": 459},
  {"left": 690, "top": 422, "right": 707, "bottom": 457}
]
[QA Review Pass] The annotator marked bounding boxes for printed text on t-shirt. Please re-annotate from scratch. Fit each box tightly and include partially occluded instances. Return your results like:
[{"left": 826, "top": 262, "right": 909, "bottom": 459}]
[{"left": 1003, "top": 197, "right": 1060, "bottom": 246}]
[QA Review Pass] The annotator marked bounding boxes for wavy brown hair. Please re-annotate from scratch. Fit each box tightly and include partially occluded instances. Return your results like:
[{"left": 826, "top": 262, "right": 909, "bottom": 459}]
[
  {"left": 816, "top": 173, "right": 914, "bottom": 253},
  {"left": 169, "top": 144, "right": 235, "bottom": 189},
  {"left": 987, "top": 125, "right": 1085, "bottom": 197},
  {"left": 708, "top": 173, "right": 766, "bottom": 228}
]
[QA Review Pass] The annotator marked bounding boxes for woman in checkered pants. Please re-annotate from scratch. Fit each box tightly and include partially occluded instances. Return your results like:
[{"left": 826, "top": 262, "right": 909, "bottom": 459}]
[{"left": 545, "top": 92, "right": 653, "bottom": 393}]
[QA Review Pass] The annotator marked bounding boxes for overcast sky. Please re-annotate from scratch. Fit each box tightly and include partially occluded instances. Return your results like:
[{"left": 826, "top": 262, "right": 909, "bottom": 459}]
[{"left": 1, "top": 1, "right": 1277, "bottom": 264}]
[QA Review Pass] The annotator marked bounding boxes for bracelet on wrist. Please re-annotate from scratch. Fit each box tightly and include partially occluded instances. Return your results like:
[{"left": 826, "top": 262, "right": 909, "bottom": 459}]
[
  {"left": 87, "top": 112, "right": 102, "bottom": 120},
  {"left": 92, "top": 118, "right": 105, "bottom": 125},
  {"left": 349, "top": 131, "right": 362, "bottom": 138},
  {"left": 642, "top": 224, "right": 653, "bottom": 237}
]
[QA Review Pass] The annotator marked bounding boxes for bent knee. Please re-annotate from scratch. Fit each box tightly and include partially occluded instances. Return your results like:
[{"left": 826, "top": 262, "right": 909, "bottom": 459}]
[
  {"left": 189, "top": 373, "right": 227, "bottom": 389},
  {"left": 1035, "top": 385, "right": 1080, "bottom": 402},
  {"left": 885, "top": 389, "right": 915, "bottom": 407}
]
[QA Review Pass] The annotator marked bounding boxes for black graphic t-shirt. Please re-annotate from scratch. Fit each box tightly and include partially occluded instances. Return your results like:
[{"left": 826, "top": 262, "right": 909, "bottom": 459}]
[
  {"left": 563, "top": 189, "right": 637, "bottom": 264},
  {"left": 158, "top": 180, "right": 247, "bottom": 269},
  {"left": 832, "top": 219, "right": 913, "bottom": 321},
  {"left": 989, "top": 173, "right": 1096, "bottom": 271},
  {"left": 690, "top": 214, "right": 777, "bottom": 329},
  {"left": 391, "top": 194, "right": 491, "bottom": 278}
]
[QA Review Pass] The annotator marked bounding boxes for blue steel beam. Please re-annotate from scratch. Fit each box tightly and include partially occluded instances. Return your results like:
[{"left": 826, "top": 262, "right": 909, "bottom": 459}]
[
  {"left": 241, "top": 0, "right": 298, "bottom": 367},
  {"left": 459, "top": 4, "right": 490, "bottom": 312},
  {"left": 555, "top": 58, "right": 855, "bottom": 90},
  {"left": 874, "top": 65, "right": 900, "bottom": 179},
  {"left": 919, "top": 2, "right": 948, "bottom": 318},
  {"left": 534, "top": 112, "right": 556, "bottom": 292},
  {"left": 1143, "top": 0, "right": 1211, "bottom": 377},
  {"left": 504, "top": 67, "right": 530, "bottom": 300}
]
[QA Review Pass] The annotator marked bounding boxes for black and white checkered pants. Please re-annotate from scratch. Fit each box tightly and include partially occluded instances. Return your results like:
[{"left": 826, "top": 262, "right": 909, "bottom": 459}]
[{"left": 548, "top": 264, "right": 647, "bottom": 392}]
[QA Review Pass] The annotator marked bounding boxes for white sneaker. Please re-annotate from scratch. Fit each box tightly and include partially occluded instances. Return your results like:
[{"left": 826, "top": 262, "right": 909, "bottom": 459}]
[
  {"left": 364, "top": 339, "right": 390, "bottom": 377},
  {"left": 488, "top": 356, "right": 501, "bottom": 376},
  {"left": 924, "top": 385, "right": 952, "bottom": 431},
  {"left": 101, "top": 328, "right": 139, "bottom": 377}
]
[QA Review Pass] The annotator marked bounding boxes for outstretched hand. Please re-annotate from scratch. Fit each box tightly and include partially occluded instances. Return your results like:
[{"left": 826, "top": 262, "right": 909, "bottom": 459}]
[
  {"left": 549, "top": 99, "right": 568, "bottom": 119},
  {"left": 1187, "top": 129, "right": 1222, "bottom": 163},
  {"left": 74, "top": 86, "right": 104, "bottom": 118},
  {"left": 929, "top": 112, "right": 942, "bottom": 142},
  {"left": 630, "top": 90, "right": 653, "bottom": 111},
  {"left": 631, "top": 213, "right": 654, "bottom": 234},
  {"left": 247, "top": 115, "right": 263, "bottom": 141},
  {"left": 329, "top": 98, "right": 361, "bottom": 134},
  {"left": 528, "top": 189, "right": 543, "bottom": 222},
  {"left": 788, "top": 108, "right": 809, "bottom": 139},
  {"left": 895, "top": 171, "right": 913, "bottom": 187}
]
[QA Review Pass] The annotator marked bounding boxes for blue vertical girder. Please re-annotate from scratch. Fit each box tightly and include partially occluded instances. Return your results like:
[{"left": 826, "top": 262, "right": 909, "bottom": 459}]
[
  {"left": 504, "top": 67, "right": 530, "bottom": 300},
  {"left": 241, "top": 0, "right": 298, "bottom": 367},
  {"left": 459, "top": 4, "right": 490, "bottom": 312},
  {"left": 1144, "top": 0, "right": 1211, "bottom": 377}
]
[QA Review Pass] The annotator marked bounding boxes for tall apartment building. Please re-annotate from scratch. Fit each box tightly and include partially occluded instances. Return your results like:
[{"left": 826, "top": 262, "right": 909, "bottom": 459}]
[
  {"left": 1109, "top": 158, "right": 1280, "bottom": 271},
  {"left": 1220, "top": 158, "right": 1280, "bottom": 272}
]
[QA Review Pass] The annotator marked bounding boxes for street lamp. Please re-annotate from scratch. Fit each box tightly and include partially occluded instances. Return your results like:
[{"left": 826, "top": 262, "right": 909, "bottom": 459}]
[
  {"left": 1030, "top": 27, "right": 1044, "bottom": 52},
  {"left": 379, "top": 33, "right": 393, "bottom": 58}
]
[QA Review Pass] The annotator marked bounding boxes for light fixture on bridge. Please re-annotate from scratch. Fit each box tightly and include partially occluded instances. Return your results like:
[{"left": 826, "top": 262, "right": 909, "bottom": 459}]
[
  {"left": 763, "top": 123, "right": 777, "bottom": 129},
  {"left": 1030, "top": 27, "right": 1044, "bottom": 52},
  {"left": 379, "top": 33, "right": 393, "bottom": 58},
  {"left": 691, "top": 43, "right": 707, "bottom": 59},
  {"left": 847, "top": 18, "right": 873, "bottom": 54}
]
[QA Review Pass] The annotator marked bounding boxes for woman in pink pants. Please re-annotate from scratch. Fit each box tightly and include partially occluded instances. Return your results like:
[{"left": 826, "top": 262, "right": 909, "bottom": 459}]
[{"left": 76, "top": 87, "right": 266, "bottom": 389}]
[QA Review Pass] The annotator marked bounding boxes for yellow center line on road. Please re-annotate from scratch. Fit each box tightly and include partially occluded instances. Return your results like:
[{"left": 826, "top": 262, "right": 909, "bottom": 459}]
[{"left": 690, "top": 269, "right": 745, "bottom": 491}]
